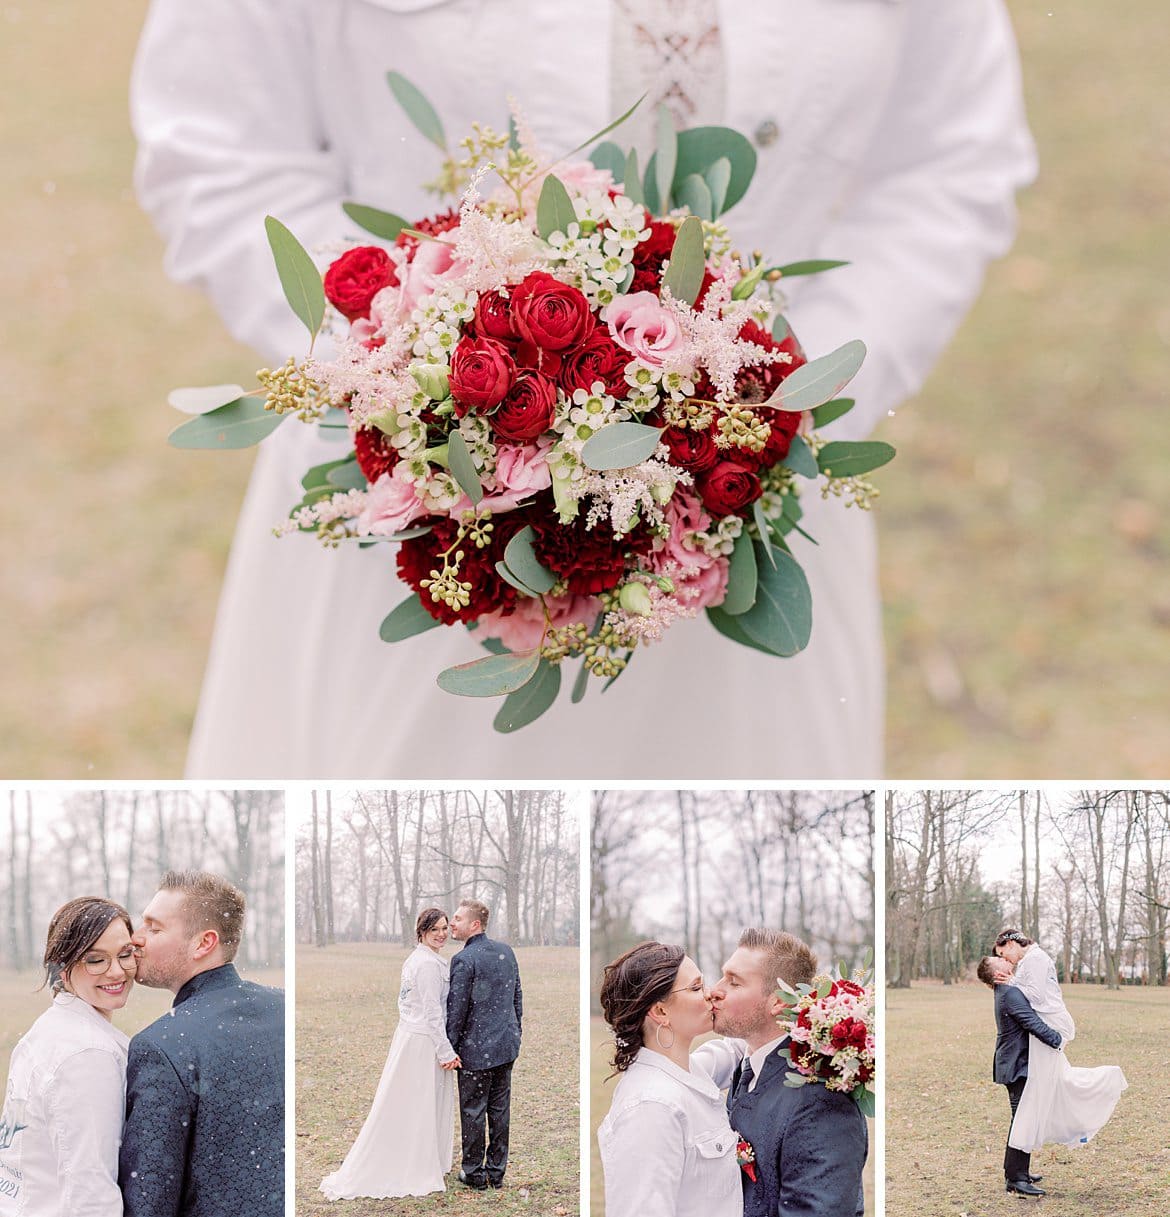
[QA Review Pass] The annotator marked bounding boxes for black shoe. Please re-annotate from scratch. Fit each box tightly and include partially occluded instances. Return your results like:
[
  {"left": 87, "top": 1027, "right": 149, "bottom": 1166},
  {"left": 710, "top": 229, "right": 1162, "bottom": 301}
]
[
  {"left": 458, "top": 1171, "right": 488, "bottom": 1191},
  {"left": 488, "top": 1179, "right": 504, "bottom": 1190},
  {"left": 1006, "top": 1179, "right": 1046, "bottom": 1197}
]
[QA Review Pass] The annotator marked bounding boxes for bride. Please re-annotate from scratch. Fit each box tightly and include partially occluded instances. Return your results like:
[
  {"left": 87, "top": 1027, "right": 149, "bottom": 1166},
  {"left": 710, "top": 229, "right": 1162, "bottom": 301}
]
[
  {"left": 0, "top": 897, "right": 137, "bottom": 1216},
  {"left": 320, "top": 908, "right": 460, "bottom": 1200},
  {"left": 597, "top": 941, "right": 745, "bottom": 1217},
  {"left": 994, "top": 929, "right": 1127, "bottom": 1151}
]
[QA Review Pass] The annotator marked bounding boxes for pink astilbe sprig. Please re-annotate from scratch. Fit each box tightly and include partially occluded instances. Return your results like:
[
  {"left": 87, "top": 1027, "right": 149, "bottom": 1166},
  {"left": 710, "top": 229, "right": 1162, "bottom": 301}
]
[
  {"left": 306, "top": 340, "right": 421, "bottom": 429},
  {"left": 660, "top": 277, "right": 793, "bottom": 401},
  {"left": 449, "top": 166, "right": 548, "bottom": 294},
  {"left": 605, "top": 567, "right": 700, "bottom": 645}
]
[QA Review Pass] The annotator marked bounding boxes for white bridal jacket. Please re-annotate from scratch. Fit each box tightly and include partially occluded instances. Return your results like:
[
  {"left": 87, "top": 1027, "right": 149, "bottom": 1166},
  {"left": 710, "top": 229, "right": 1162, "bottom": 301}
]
[
  {"left": 0, "top": 995, "right": 129, "bottom": 1217},
  {"left": 598, "top": 1041, "right": 745, "bottom": 1217},
  {"left": 132, "top": 0, "right": 1036, "bottom": 778},
  {"left": 397, "top": 944, "right": 457, "bottom": 1064}
]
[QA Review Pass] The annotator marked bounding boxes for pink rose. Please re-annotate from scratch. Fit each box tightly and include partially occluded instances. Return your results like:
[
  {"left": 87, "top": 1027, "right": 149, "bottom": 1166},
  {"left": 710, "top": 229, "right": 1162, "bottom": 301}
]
[
  {"left": 601, "top": 291, "right": 686, "bottom": 368},
  {"left": 494, "top": 440, "right": 553, "bottom": 498},
  {"left": 476, "top": 592, "right": 600, "bottom": 653},
  {"left": 651, "top": 492, "right": 730, "bottom": 611},
  {"left": 357, "top": 465, "right": 428, "bottom": 536},
  {"left": 396, "top": 236, "right": 465, "bottom": 317},
  {"left": 552, "top": 161, "right": 615, "bottom": 196}
]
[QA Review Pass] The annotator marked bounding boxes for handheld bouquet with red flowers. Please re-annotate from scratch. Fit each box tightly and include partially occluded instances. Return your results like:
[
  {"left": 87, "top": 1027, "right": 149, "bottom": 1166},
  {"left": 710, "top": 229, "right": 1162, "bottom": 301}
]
[
  {"left": 774, "top": 952, "right": 876, "bottom": 1118},
  {"left": 168, "top": 74, "right": 895, "bottom": 731}
]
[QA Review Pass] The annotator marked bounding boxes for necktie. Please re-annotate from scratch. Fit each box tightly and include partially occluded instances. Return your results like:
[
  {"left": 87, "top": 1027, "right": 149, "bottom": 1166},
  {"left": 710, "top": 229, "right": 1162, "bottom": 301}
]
[{"left": 735, "top": 1058, "right": 755, "bottom": 1099}]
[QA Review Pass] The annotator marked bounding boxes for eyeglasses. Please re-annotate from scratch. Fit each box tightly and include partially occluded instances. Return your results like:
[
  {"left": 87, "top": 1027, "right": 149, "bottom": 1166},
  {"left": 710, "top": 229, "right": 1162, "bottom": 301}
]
[
  {"left": 670, "top": 976, "right": 705, "bottom": 995},
  {"left": 80, "top": 947, "right": 137, "bottom": 977}
]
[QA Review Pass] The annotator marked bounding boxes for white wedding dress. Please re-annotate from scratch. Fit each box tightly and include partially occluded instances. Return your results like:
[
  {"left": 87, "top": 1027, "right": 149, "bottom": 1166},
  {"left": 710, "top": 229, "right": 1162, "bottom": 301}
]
[
  {"left": 131, "top": 0, "right": 1036, "bottom": 778},
  {"left": 320, "top": 945, "right": 456, "bottom": 1200},
  {"left": 1008, "top": 945, "right": 1127, "bottom": 1152}
]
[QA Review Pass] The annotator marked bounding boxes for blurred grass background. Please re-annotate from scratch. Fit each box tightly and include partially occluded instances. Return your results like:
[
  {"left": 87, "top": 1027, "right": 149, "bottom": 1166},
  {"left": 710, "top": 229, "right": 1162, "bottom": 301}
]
[{"left": 2, "top": 2, "right": 1166, "bottom": 776}]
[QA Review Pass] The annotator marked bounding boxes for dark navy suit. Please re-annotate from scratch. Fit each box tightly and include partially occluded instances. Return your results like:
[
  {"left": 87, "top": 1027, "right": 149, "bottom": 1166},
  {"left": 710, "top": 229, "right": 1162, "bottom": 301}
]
[
  {"left": 446, "top": 932, "right": 522, "bottom": 1186},
  {"left": 119, "top": 964, "right": 284, "bottom": 1217},
  {"left": 727, "top": 1043, "right": 867, "bottom": 1217},
  {"left": 992, "top": 982, "right": 1062, "bottom": 1182}
]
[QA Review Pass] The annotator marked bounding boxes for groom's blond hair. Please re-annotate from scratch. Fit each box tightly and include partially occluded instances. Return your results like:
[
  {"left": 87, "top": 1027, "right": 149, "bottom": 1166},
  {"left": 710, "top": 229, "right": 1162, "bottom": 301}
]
[
  {"left": 160, "top": 870, "right": 245, "bottom": 962},
  {"left": 739, "top": 928, "right": 818, "bottom": 990}
]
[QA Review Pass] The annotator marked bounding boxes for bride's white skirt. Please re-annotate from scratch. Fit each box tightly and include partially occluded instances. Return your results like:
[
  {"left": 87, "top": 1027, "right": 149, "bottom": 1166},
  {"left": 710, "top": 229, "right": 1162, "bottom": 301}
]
[
  {"left": 1009, "top": 1025, "right": 1128, "bottom": 1153},
  {"left": 186, "top": 422, "right": 884, "bottom": 779},
  {"left": 320, "top": 1027, "right": 454, "bottom": 1200}
]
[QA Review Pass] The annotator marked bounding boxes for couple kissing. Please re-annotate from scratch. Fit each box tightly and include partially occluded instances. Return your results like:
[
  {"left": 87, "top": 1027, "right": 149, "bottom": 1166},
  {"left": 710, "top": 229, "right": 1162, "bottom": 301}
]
[{"left": 598, "top": 928, "right": 867, "bottom": 1217}]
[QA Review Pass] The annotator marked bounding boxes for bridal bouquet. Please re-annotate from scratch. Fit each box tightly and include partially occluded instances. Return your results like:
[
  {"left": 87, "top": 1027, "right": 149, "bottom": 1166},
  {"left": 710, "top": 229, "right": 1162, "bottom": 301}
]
[
  {"left": 774, "top": 954, "right": 876, "bottom": 1117},
  {"left": 168, "top": 74, "right": 894, "bottom": 731}
]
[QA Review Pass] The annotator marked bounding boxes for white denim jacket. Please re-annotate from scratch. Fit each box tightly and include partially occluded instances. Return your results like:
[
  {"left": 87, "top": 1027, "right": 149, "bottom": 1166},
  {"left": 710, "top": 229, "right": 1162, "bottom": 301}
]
[
  {"left": 0, "top": 994, "right": 129, "bottom": 1217},
  {"left": 396, "top": 944, "right": 457, "bottom": 1063},
  {"left": 598, "top": 1040, "right": 746, "bottom": 1217}
]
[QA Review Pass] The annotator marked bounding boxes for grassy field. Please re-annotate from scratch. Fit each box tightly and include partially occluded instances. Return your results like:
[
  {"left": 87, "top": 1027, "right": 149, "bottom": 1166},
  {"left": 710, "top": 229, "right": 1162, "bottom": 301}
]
[
  {"left": 0, "top": 964, "right": 285, "bottom": 1078},
  {"left": 588, "top": 1017, "right": 875, "bottom": 1215},
  {"left": 296, "top": 945, "right": 579, "bottom": 1217},
  {"left": 2, "top": 3, "right": 1168, "bottom": 775},
  {"left": 886, "top": 984, "right": 1169, "bottom": 1216}
]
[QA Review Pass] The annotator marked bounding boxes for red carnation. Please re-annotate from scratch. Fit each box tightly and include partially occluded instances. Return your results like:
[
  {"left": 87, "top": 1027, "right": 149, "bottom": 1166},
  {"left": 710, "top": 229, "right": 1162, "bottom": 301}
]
[
  {"left": 449, "top": 336, "right": 516, "bottom": 415},
  {"left": 510, "top": 271, "right": 592, "bottom": 352},
  {"left": 491, "top": 372, "right": 558, "bottom": 442},
  {"left": 836, "top": 979, "right": 866, "bottom": 998},
  {"left": 662, "top": 426, "right": 718, "bottom": 474},
  {"left": 473, "top": 290, "right": 519, "bottom": 343},
  {"left": 352, "top": 426, "right": 399, "bottom": 483},
  {"left": 629, "top": 216, "right": 678, "bottom": 293},
  {"left": 396, "top": 514, "right": 530, "bottom": 626},
  {"left": 324, "top": 246, "right": 398, "bottom": 322},
  {"left": 558, "top": 325, "right": 630, "bottom": 397},
  {"left": 697, "top": 460, "right": 762, "bottom": 517},
  {"left": 395, "top": 208, "right": 461, "bottom": 257},
  {"left": 529, "top": 509, "right": 654, "bottom": 596}
]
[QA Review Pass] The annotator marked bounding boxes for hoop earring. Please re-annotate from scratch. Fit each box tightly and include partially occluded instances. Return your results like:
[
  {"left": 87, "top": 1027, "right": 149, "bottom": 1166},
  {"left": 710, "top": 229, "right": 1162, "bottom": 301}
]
[{"left": 655, "top": 1023, "right": 675, "bottom": 1050}]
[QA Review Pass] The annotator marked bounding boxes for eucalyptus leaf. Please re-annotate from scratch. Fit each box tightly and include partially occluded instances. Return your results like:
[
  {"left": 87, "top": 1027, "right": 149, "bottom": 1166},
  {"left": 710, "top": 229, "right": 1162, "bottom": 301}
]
[
  {"left": 771, "top": 314, "right": 790, "bottom": 344},
  {"left": 785, "top": 1073, "right": 811, "bottom": 1088},
  {"left": 437, "top": 649, "right": 541, "bottom": 698},
  {"left": 623, "top": 149, "right": 643, "bottom": 206},
  {"left": 301, "top": 456, "right": 355, "bottom": 491},
  {"left": 264, "top": 216, "right": 325, "bottom": 340},
  {"left": 570, "top": 659, "right": 590, "bottom": 704},
  {"left": 446, "top": 430, "right": 483, "bottom": 504},
  {"left": 589, "top": 140, "right": 626, "bottom": 182},
  {"left": 379, "top": 595, "right": 443, "bottom": 643},
  {"left": 386, "top": 71, "right": 446, "bottom": 150},
  {"left": 781, "top": 434, "right": 818, "bottom": 479},
  {"left": 503, "top": 525, "right": 556, "bottom": 594},
  {"left": 768, "top": 339, "right": 867, "bottom": 413},
  {"left": 168, "top": 384, "right": 248, "bottom": 415},
  {"left": 816, "top": 979, "right": 834, "bottom": 1000},
  {"left": 581, "top": 422, "right": 664, "bottom": 471},
  {"left": 536, "top": 173, "right": 578, "bottom": 241},
  {"left": 705, "top": 606, "right": 778, "bottom": 658},
  {"left": 563, "top": 93, "right": 646, "bottom": 160},
  {"left": 810, "top": 397, "right": 855, "bottom": 430},
  {"left": 493, "top": 660, "right": 562, "bottom": 732},
  {"left": 643, "top": 126, "right": 756, "bottom": 216},
  {"left": 817, "top": 440, "right": 896, "bottom": 478},
  {"left": 660, "top": 216, "right": 705, "bottom": 307},
  {"left": 494, "top": 560, "right": 542, "bottom": 599},
  {"left": 676, "top": 173, "right": 713, "bottom": 222},
  {"left": 168, "top": 397, "right": 285, "bottom": 450},
  {"left": 507, "top": 115, "right": 520, "bottom": 154},
  {"left": 752, "top": 499, "right": 777, "bottom": 568},
  {"left": 736, "top": 545, "right": 813, "bottom": 657},
  {"left": 765, "top": 259, "right": 849, "bottom": 278},
  {"left": 856, "top": 1089, "right": 876, "bottom": 1120},
  {"left": 326, "top": 461, "right": 367, "bottom": 491},
  {"left": 478, "top": 636, "right": 510, "bottom": 656},
  {"left": 342, "top": 202, "right": 410, "bottom": 241},
  {"left": 653, "top": 105, "right": 677, "bottom": 213},
  {"left": 705, "top": 156, "right": 732, "bottom": 217},
  {"left": 722, "top": 530, "right": 758, "bottom": 616}
]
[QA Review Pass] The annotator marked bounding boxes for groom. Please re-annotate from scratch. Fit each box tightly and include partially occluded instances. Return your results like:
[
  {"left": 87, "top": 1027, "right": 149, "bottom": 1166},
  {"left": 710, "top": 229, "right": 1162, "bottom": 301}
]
[
  {"left": 977, "top": 954, "right": 1063, "bottom": 1198},
  {"left": 446, "top": 898, "right": 523, "bottom": 1190},
  {"left": 710, "top": 928, "right": 867, "bottom": 1217},
  {"left": 119, "top": 871, "right": 284, "bottom": 1216}
]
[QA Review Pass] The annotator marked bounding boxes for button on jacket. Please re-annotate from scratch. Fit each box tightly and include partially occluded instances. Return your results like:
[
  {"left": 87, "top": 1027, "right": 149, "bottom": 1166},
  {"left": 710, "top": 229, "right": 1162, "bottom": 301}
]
[
  {"left": 0, "top": 993, "right": 129, "bottom": 1217},
  {"left": 598, "top": 1044, "right": 745, "bottom": 1217}
]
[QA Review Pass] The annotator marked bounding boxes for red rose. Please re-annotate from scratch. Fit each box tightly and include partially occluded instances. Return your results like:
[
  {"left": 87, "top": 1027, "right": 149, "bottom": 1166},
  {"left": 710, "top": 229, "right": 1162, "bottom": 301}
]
[
  {"left": 491, "top": 372, "right": 558, "bottom": 442},
  {"left": 558, "top": 325, "right": 629, "bottom": 397},
  {"left": 510, "top": 271, "right": 591, "bottom": 352},
  {"left": 352, "top": 426, "right": 399, "bottom": 483},
  {"left": 449, "top": 336, "right": 516, "bottom": 415},
  {"left": 662, "top": 426, "right": 718, "bottom": 474},
  {"left": 697, "top": 460, "right": 762, "bottom": 516},
  {"left": 324, "top": 246, "right": 398, "bottom": 322},
  {"left": 473, "top": 290, "right": 519, "bottom": 343}
]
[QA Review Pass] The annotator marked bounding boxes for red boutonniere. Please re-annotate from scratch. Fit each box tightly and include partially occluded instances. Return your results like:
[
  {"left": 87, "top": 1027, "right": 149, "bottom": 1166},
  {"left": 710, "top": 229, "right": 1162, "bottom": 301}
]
[{"left": 736, "top": 1138, "right": 757, "bottom": 1183}]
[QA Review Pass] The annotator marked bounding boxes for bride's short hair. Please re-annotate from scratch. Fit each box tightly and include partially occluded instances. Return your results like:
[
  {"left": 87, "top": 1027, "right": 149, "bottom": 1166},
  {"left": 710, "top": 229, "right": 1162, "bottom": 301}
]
[{"left": 738, "top": 927, "right": 818, "bottom": 990}]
